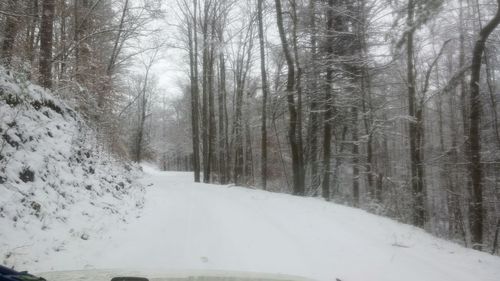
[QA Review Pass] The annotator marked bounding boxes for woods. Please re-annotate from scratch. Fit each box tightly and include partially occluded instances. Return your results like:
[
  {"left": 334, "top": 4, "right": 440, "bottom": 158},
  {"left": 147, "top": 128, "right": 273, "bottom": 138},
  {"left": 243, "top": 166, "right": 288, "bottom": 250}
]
[
  {"left": 0, "top": 0, "right": 166, "bottom": 159},
  {"left": 170, "top": 0, "right": 500, "bottom": 253},
  {"left": 1, "top": 0, "right": 500, "bottom": 255}
]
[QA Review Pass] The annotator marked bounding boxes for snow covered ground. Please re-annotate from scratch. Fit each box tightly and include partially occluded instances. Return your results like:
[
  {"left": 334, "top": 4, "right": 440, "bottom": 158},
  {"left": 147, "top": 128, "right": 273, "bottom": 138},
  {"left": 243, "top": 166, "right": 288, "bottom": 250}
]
[
  {"left": 26, "top": 165, "right": 500, "bottom": 281},
  {"left": 0, "top": 67, "right": 144, "bottom": 268}
]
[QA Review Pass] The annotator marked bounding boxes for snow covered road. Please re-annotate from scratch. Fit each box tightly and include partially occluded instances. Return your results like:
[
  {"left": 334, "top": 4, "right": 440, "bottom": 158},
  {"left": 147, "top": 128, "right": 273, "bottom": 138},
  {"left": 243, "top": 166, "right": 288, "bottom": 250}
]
[{"left": 36, "top": 166, "right": 500, "bottom": 281}]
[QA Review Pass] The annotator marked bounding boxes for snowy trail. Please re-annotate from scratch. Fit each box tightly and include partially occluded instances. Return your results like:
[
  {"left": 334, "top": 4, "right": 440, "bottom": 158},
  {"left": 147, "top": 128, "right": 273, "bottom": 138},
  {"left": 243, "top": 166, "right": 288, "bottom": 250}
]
[{"left": 36, "top": 166, "right": 500, "bottom": 281}]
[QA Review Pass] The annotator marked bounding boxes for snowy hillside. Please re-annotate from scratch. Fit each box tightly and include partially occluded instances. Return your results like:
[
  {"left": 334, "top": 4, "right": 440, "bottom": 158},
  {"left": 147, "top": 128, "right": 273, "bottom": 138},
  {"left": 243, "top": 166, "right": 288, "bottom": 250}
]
[
  {"left": 29, "top": 166, "right": 500, "bottom": 281},
  {"left": 0, "top": 68, "right": 145, "bottom": 267}
]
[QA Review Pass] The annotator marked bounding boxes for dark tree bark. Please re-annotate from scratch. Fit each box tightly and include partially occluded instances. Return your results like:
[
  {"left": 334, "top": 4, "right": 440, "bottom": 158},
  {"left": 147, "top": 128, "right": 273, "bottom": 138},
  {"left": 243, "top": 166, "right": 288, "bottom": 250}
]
[
  {"left": 208, "top": 50, "right": 216, "bottom": 182},
  {"left": 232, "top": 24, "right": 253, "bottom": 185},
  {"left": 27, "top": 0, "right": 39, "bottom": 75},
  {"left": 207, "top": 14, "right": 217, "bottom": 182},
  {"left": 348, "top": 0, "right": 363, "bottom": 207},
  {"left": 201, "top": 1, "right": 211, "bottom": 183},
  {"left": 467, "top": 0, "right": 500, "bottom": 250},
  {"left": 321, "top": 0, "right": 338, "bottom": 200},
  {"left": 357, "top": 0, "right": 375, "bottom": 200},
  {"left": 274, "top": 0, "right": 304, "bottom": 195},
  {"left": 290, "top": 0, "right": 305, "bottom": 194},
  {"left": 483, "top": 49, "right": 500, "bottom": 150},
  {"left": 135, "top": 73, "right": 149, "bottom": 163},
  {"left": 134, "top": 50, "right": 158, "bottom": 163},
  {"left": 306, "top": 0, "right": 320, "bottom": 195},
  {"left": 257, "top": 0, "right": 269, "bottom": 190},
  {"left": 492, "top": 218, "right": 500, "bottom": 254},
  {"left": 352, "top": 106, "right": 360, "bottom": 207},
  {"left": 233, "top": 80, "right": 244, "bottom": 185},
  {"left": 57, "top": 0, "right": 68, "bottom": 81},
  {"left": 459, "top": 0, "right": 469, "bottom": 148},
  {"left": 445, "top": 50, "right": 466, "bottom": 242},
  {"left": 217, "top": 30, "right": 227, "bottom": 184},
  {"left": 1, "top": 1, "right": 19, "bottom": 67},
  {"left": 244, "top": 120, "right": 254, "bottom": 185},
  {"left": 406, "top": 0, "right": 426, "bottom": 227},
  {"left": 190, "top": 0, "right": 201, "bottom": 182},
  {"left": 39, "top": 0, "right": 56, "bottom": 89},
  {"left": 74, "top": 0, "right": 91, "bottom": 85},
  {"left": 458, "top": 2, "right": 470, "bottom": 243}
]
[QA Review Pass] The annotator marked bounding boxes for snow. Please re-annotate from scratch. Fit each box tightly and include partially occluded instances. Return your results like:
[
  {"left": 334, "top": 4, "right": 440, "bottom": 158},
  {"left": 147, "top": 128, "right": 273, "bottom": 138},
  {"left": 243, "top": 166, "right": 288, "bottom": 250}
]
[
  {"left": 1, "top": 67, "right": 500, "bottom": 281},
  {"left": 28, "top": 166, "right": 500, "bottom": 281},
  {"left": 0, "top": 67, "right": 144, "bottom": 268}
]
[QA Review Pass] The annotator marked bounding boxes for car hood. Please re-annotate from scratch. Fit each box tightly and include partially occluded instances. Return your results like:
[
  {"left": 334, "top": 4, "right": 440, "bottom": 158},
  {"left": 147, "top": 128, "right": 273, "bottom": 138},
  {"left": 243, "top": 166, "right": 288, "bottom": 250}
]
[{"left": 37, "top": 269, "right": 316, "bottom": 281}]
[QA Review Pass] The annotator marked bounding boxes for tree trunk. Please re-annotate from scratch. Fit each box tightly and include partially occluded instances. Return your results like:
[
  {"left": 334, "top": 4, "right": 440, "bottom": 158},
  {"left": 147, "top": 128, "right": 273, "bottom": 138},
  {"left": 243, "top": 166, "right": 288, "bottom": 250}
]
[
  {"left": 358, "top": 0, "right": 375, "bottom": 199},
  {"left": 58, "top": 0, "right": 67, "bottom": 81},
  {"left": 245, "top": 120, "right": 254, "bottom": 185},
  {"left": 1, "top": 1, "right": 19, "bottom": 67},
  {"left": 74, "top": 0, "right": 91, "bottom": 85},
  {"left": 39, "top": 0, "right": 56, "bottom": 89},
  {"left": 306, "top": 0, "right": 320, "bottom": 195},
  {"left": 201, "top": 2, "right": 211, "bottom": 183},
  {"left": 101, "top": 0, "right": 129, "bottom": 108},
  {"left": 321, "top": 0, "right": 337, "bottom": 200},
  {"left": 349, "top": 0, "right": 363, "bottom": 207},
  {"left": 352, "top": 106, "right": 360, "bottom": 207},
  {"left": 483, "top": 49, "right": 500, "bottom": 149},
  {"left": 223, "top": 55, "right": 230, "bottom": 183},
  {"left": 458, "top": 0, "right": 472, "bottom": 246},
  {"left": 406, "top": 0, "right": 426, "bottom": 227},
  {"left": 233, "top": 83, "right": 244, "bottom": 185},
  {"left": 290, "top": 0, "right": 305, "bottom": 194},
  {"left": 208, "top": 26, "right": 216, "bottom": 183},
  {"left": 233, "top": 41, "right": 247, "bottom": 185},
  {"left": 274, "top": 0, "right": 304, "bottom": 195},
  {"left": 27, "top": 0, "right": 39, "bottom": 79},
  {"left": 467, "top": 0, "right": 500, "bottom": 250},
  {"left": 218, "top": 39, "right": 227, "bottom": 184},
  {"left": 135, "top": 95, "right": 147, "bottom": 162},
  {"left": 190, "top": 0, "right": 201, "bottom": 182},
  {"left": 492, "top": 218, "right": 500, "bottom": 254},
  {"left": 257, "top": 0, "right": 269, "bottom": 190}
]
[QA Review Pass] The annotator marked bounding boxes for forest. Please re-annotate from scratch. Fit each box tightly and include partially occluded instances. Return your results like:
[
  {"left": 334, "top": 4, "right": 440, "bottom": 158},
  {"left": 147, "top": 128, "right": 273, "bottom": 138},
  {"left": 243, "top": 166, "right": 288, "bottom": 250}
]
[{"left": 1, "top": 0, "right": 499, "bottom": 255}]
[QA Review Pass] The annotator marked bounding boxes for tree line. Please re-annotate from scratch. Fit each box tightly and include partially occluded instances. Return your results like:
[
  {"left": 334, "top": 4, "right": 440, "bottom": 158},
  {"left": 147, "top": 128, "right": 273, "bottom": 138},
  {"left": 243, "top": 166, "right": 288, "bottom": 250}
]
[
  {"left": 173, "top": 0, "right": 500, "bottom": 253},
  {"left": 1, "top": 0, "right": 500, "bottom": 254},
  {"left": 0, "top": 0, "right": 166, "bottom": 163}
]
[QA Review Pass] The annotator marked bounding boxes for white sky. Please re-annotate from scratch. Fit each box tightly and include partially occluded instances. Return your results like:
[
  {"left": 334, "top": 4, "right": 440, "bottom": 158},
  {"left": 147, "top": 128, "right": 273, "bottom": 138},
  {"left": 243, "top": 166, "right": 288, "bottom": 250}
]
[{"left": 128, "top": 1, "right": 188, "bottom": 100}]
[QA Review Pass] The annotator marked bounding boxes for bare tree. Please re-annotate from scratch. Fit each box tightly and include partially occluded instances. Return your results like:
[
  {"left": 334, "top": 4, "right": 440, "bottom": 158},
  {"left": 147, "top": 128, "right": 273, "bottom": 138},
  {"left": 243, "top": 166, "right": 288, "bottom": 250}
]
[
  {"left": 134, "top": 48, "right": 160, "bottom": 163},
  {"left": 405, "top": 0, "right": 426, "bottom": 227},
  {"left": 0, "top": 0, "right": 19, "bottom": 67},
  {"left": 467, "top": 0, "right": 500, "bottom": 250},
  {"left": 39, "top": 0, "right": 55, "bottom": 88},
  {"left": 257, "top": 0, "right": 269, "bottom": 189},
  {"left": 274, "top": 0, "right": 304, "bottom": 195}
]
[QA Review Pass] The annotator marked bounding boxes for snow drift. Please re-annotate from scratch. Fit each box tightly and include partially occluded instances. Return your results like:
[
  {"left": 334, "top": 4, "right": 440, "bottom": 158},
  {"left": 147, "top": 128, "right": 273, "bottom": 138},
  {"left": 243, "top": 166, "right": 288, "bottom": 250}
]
[{"left": 0, "top": 67, "right": 144, "bottom": 267}]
